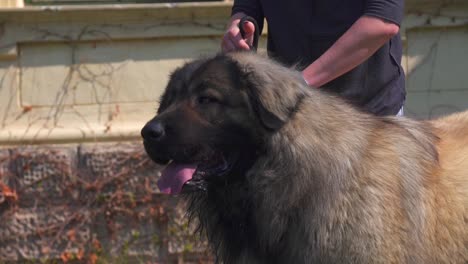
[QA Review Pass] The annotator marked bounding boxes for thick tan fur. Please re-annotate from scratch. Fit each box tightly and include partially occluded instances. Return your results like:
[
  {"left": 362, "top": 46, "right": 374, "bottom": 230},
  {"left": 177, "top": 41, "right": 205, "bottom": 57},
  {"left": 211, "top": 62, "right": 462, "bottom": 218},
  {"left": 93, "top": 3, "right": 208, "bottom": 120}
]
[
  {"left": 145, "top": 52, "right": 468, "bottom": 263},
  {"left": 229, "top": 52, "right": 468, "bottom": 263}
]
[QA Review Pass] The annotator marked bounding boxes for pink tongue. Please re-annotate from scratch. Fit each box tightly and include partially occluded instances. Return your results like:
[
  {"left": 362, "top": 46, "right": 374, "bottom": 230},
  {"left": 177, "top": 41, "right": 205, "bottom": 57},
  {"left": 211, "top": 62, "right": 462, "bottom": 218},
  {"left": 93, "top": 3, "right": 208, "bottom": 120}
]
[{"left": 157, "top": 163, "right": 197, "bottom": 195}]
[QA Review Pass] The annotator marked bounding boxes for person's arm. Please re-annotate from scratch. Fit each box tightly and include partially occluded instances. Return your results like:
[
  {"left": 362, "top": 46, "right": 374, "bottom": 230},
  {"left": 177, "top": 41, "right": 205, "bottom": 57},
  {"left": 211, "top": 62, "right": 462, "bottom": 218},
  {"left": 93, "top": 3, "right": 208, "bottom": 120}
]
[
  {"left": 221, "top": 0, "right": 264, "bottom": 52},
  {"left": 302, "top": 16, "right": 399, "bottom": 87},
  {"left": 302, "top": 0, "right": 404, "bottom": 88}
]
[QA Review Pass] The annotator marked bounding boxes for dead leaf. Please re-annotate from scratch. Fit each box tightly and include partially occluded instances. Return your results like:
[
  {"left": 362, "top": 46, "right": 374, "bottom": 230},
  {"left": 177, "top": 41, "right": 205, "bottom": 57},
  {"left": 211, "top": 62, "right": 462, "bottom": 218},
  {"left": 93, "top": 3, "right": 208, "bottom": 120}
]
[
  {"left": 66, "top": 229, "right": 76, "bottom": 242},
  {"left": 60, "top": 251, "right": 72, "bottom": 263},
  {"left": 0, "top": 182, "right": 18, "bottom": 204},
  {"left": 22, "top": 105, "right": 33, "bottom": 113},
  {"left": 89, "top": 253, "right": 98, "bottom": 264}
]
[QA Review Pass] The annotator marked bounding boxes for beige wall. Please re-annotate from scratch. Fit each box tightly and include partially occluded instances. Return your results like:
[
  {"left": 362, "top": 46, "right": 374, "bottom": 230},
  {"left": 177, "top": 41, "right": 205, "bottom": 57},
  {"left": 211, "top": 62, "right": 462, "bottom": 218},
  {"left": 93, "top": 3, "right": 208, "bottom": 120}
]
[
  {"left": 0, "top": 1, "right": 467, "bottom": 145},
  {"left": 403, "top": 0, "right": 468, "bottom": 118},
  {"left": 0, "top": 3, "right": 236, "bottom": 145},
  {"left": 0, "top": 0, "right": 24, "bottom": 8}
]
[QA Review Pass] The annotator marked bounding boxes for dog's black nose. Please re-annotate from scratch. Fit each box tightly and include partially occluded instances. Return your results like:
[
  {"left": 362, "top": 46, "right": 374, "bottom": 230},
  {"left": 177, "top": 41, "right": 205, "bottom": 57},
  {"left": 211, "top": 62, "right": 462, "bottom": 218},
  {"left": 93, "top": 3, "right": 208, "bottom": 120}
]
[{"left": 141, "top": 121, "right": 165, "bottom": 141}]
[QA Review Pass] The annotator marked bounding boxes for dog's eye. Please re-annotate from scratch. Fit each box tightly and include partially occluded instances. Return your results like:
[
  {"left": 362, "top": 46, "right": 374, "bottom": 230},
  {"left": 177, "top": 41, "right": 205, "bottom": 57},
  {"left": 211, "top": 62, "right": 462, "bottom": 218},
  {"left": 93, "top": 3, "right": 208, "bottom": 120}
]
[{"left": 197, "top": 96, "right": 219, "bottom": 105}]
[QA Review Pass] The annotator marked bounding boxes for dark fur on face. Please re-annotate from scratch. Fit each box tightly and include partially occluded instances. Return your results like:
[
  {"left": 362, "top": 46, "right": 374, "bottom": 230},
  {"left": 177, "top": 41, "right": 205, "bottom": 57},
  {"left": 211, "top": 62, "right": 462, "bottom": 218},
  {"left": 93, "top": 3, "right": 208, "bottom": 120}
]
[
  {"left": 142, "top": 56, "right": 267, "bottom": 189},
  {"left": 142, "top": 52, "right": 468, "bottom": 263}
]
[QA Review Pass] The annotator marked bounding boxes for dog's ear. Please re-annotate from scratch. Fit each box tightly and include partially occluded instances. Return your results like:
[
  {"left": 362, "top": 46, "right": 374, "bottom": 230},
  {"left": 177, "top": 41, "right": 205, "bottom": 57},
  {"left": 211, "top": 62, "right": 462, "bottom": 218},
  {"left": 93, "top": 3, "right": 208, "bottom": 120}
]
[{"left": 240, "top": 62, "right": 306, "bottom": 131}]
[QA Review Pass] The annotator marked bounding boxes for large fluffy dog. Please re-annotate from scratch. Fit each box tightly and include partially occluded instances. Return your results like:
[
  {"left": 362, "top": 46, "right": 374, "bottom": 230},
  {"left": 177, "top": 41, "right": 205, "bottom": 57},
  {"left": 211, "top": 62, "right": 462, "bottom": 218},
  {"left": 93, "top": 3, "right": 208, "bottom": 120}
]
[{"left": 141, "top": 52, "right": 468, "bottom": 263}]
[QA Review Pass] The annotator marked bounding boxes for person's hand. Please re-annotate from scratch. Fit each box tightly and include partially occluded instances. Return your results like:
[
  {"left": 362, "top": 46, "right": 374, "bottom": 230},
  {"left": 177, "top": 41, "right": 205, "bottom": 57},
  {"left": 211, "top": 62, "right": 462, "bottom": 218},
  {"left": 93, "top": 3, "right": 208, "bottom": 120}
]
[{"left": 221, "top": 14, "right": 256, "bottom": 52}]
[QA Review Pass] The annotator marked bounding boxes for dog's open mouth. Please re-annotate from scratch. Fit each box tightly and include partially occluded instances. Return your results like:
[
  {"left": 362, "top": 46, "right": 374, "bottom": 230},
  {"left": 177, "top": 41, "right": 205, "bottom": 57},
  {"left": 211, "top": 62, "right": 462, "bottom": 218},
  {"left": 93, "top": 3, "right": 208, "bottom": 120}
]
[{"left": 157, "top": 154, "right": 231, "bottom": 195}]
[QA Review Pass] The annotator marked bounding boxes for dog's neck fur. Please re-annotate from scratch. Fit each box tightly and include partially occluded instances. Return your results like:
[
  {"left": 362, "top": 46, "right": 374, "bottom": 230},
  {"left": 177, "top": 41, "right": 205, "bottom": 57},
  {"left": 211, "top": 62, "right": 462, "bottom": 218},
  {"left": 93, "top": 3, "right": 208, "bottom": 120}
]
[
  {"left": 185, "top": 54, "right": 440, "bottom": 263},
  {"left": 186, "top": 92, "right": 440, "bottom": 263}
]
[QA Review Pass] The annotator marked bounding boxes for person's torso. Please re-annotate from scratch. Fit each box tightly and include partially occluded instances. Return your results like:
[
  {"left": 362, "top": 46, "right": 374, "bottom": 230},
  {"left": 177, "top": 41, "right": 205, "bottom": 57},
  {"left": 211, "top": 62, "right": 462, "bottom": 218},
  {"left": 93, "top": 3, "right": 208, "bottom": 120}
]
[{"left": 259, "top": 0, "right": 405, "bottom": 115}]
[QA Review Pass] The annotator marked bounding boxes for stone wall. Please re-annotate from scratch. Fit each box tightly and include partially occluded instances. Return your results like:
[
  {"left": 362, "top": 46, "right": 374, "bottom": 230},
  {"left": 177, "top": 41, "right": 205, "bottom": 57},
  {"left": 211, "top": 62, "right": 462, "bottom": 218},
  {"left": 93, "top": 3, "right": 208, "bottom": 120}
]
[
  {"left": 0, "top": 142, "right": 212, "bottom": 263},
  {"left": 0, "top": 3, "right": 228, "bottom": 262}
]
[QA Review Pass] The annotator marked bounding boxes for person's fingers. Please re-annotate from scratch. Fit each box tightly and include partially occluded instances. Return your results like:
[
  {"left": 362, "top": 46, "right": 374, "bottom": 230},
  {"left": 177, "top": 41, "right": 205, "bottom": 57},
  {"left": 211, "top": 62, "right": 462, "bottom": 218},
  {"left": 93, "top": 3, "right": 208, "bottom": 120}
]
[
  {"left": 233, "top": 22, "right": 253, "bottom": 50},
  {"left": 221, "top": 23, "right": 251, "bottom": 52},
  {"left": 221, "top": 36, "right": 237, "bottom": 52},
  {"left": 234, "top": 37, "right": 251, "bottom": 50},
  {"left": 241, "top": 21, "right": 255, "bottom": 46},
  {"left": 221, "top": 31, "right": 241, "bottom": 52}
]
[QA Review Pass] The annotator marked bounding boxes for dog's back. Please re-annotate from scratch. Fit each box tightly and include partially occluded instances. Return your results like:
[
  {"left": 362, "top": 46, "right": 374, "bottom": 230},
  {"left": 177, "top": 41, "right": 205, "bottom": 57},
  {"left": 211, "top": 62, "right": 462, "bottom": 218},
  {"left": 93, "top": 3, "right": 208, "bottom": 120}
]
[
  {"left": 431, "top": 110, "right": 468, "bottom": 211},
  {"left": 427, "top": 111, "right": 468, "bottom": 262}
]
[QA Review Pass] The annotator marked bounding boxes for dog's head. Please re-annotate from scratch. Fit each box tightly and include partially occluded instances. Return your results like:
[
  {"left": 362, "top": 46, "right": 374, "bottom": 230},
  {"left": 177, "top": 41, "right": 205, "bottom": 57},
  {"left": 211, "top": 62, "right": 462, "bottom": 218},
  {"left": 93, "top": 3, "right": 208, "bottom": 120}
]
[{"left": 141, "top": 53, "right": 306, "bottom": 194}]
